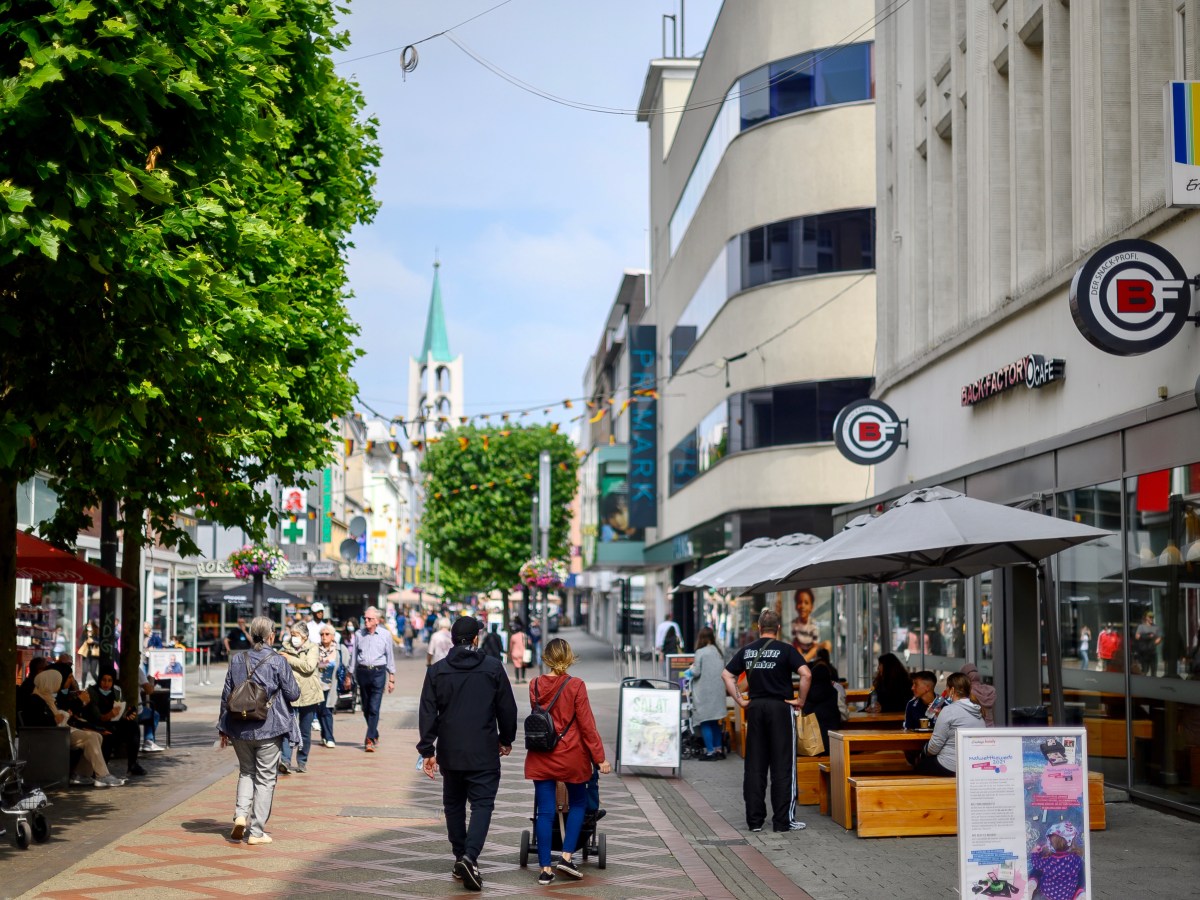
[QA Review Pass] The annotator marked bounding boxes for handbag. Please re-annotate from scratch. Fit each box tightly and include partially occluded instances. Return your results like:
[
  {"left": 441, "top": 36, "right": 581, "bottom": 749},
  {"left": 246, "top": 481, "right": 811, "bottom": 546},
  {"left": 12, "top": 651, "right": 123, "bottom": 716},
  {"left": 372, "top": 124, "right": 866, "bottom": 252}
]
[
  {"left": 797, "top": 712, "right": 824, "bottom": 756},
  {"left": 522, "top": 648, "right": 533, "bottom": 665},
  {"left": 227, "top": 651, "right": 275, "bottom": 722}
]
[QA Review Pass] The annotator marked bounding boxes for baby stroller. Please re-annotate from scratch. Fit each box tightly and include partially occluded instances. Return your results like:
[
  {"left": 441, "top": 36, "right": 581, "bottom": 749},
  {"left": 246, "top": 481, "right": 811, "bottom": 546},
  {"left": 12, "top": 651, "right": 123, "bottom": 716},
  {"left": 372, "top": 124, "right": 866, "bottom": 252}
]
[
  {"left": 519, "top": 782, "right": 606, "bottom": 870},
  {"left": 0, "top": 718, "right": 51, "bottom": 849}
]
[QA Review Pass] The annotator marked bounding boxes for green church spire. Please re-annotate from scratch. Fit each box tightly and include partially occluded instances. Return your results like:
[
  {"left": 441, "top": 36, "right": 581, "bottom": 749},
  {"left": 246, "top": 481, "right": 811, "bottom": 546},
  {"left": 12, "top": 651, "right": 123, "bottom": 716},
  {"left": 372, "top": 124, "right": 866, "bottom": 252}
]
[{"left": 418, "top": 260, "right": 453, "bottom": 363}]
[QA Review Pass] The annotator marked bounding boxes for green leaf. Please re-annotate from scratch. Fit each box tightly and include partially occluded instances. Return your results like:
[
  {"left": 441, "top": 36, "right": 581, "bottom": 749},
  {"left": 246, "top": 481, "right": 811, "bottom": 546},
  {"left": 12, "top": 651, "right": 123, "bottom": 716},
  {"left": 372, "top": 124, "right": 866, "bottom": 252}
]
[
  {"left": 66, "top": 1, "right": 98, "bottom": 20},
  {"left": 2, "top": 186, "right": 34, "bottom": 212}
]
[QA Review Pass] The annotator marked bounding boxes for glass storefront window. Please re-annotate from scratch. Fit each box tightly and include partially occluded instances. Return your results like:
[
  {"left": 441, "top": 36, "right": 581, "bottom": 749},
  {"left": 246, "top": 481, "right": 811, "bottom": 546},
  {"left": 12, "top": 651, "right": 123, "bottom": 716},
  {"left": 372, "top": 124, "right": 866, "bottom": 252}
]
[
  {"left": 1123, "top": 468, "right": 1200, "bottom": 808},
  {"left": 774, "top": 587, "right": 835, "bottom": 666}
]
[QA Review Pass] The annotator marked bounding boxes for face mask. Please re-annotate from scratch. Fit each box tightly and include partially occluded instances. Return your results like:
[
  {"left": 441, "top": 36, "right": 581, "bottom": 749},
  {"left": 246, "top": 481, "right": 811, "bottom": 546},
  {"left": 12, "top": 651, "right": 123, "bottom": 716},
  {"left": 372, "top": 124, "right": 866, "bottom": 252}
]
[
  {"left": 98, "top": 688, "right": 112, "bottom": 696},
  {"left": 348, "top": 625, "right": 357, "bottom": 633},
  {"left": 291, "top": 636, "right": 302, "bottom": 647}
]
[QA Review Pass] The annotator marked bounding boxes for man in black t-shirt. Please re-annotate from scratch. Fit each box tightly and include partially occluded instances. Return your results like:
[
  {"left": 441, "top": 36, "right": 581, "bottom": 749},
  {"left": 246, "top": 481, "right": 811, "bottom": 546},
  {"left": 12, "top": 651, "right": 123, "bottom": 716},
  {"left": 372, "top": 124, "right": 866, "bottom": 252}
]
[
  {"left": 722, "top": 608, "right": 811, "bottom": 833},
  {"left": 224, "top": 618, "right": 252, "bottom": 656}
]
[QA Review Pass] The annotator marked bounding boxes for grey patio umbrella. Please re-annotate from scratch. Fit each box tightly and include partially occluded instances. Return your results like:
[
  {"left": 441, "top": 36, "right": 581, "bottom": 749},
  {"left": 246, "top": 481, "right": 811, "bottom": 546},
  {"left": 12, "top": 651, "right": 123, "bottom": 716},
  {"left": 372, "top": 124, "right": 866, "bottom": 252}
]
[
  {"left": 758, "top": 486, "right": 1113, "bottom": 726},
  {"left": 680, "top": 533, "right": 823, "bottom": 594}
]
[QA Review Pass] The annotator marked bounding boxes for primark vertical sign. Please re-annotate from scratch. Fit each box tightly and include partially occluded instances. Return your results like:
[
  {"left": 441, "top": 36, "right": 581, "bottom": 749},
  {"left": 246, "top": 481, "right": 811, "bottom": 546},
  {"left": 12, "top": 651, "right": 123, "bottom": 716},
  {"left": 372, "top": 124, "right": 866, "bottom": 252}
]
[{"left": 628, "top": 325, "right": 658, "bottom": 528}]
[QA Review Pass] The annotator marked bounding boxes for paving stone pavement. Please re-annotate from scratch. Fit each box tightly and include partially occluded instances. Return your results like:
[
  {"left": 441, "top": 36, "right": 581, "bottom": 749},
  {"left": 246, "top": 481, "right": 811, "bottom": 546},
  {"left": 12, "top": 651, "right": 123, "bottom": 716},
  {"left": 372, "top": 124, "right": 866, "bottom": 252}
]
[{"left": 7, "top": 627, "right": 1200, "bottom": 898}]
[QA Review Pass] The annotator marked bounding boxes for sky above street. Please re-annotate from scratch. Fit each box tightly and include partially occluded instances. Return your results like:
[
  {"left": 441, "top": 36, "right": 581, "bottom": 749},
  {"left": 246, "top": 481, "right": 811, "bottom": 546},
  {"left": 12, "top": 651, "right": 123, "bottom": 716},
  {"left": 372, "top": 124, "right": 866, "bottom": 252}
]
[{"left": 337, "top": 0, "right": 722, "bottom": 429}]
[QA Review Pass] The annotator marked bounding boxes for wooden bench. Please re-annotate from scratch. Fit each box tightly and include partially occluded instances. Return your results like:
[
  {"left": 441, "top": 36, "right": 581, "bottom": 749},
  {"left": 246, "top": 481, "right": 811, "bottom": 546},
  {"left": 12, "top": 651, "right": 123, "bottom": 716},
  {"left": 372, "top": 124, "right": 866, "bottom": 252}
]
[
  {"left": 813, "top": 753, "right": 912, "bottom": 814},
  {"left": 1084, "top": 716, "right": 1152, "bottom": 758},
  {"left": 850, "top": 771, "right": 1107, "bottom": 838}
]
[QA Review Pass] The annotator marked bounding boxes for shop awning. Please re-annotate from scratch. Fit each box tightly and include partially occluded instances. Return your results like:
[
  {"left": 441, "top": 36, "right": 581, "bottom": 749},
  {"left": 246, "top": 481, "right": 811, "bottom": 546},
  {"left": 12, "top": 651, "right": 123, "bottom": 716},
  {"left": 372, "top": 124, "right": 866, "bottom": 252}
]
[{"left": 16, "top": 531, "right": 132, "bottom": 589}]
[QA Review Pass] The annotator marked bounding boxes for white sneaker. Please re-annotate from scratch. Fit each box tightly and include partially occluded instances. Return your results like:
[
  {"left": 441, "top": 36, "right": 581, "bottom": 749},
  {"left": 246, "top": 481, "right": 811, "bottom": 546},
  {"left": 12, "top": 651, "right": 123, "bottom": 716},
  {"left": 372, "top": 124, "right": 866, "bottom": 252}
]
[
  {"left": 142, "top": 740, "right": 165, "bottom": 753},
  {"left": 69, "top": 774, "right": 91, "bottom": 786},
  {"left": 93, "top": 774, "right": 126, "bottom": 787},
  {"left": 323, "top": 740, "right": 336, "bottom": 748}
]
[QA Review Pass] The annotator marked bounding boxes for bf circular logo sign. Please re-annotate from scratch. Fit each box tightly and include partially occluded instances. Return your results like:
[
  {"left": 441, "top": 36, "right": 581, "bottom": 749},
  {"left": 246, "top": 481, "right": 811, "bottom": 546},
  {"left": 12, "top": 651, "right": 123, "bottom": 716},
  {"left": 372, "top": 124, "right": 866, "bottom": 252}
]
[
  {"left": 834, "top": 399, "right": 904, "bottom": 465},
  {"left": 1069, "top": 239, "right": 1192, "bottom": 356}
]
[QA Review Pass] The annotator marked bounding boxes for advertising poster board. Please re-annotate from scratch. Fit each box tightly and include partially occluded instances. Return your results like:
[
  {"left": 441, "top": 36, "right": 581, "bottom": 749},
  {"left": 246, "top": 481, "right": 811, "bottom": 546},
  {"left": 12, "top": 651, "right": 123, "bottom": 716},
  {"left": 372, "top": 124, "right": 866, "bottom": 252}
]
[
  {"left": 616, "top": 684, "right": 681, "bottom": 773},
  {"left": 957, "top": 728, "right": 1091, "bottom": 900},
  {"left": 665, "top": 653, "right": 694, "bottom": 688},
  {"left": 147, "top": 649, "right": 187, "bottom": 701}
]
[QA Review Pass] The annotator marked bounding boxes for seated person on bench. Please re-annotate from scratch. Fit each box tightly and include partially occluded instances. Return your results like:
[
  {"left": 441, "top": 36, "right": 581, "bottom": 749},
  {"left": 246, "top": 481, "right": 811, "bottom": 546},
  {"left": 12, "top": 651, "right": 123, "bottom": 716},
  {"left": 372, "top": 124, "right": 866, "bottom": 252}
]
[
  {"left": 17, "top": 656, "right": 51, "bottom": 707},
  {"left": 81, "top": 669, "right": 146, "bottom": 777},
  {"left": 138, "top": 671, "right": 165, "bottom": 752},
  {"left": 20, "top": 669, "right": 126, "bottom": 787},
  {"left": 904, "top": 671, "right": 937, "bottom": 730},
  {"left": 912, "top": 672, "right": 981, "bottom": 777}
]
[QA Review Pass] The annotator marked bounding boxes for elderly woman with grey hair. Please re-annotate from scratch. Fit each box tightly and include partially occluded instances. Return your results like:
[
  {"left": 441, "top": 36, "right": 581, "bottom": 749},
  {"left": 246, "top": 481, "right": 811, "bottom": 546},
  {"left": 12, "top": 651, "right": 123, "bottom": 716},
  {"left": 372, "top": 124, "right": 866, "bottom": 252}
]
[
  {"left": 218, "top": 615, "right": 301, "bottom": 844},
  {"left": 316, "top": 623, "right": 350, "bottom": 747}
]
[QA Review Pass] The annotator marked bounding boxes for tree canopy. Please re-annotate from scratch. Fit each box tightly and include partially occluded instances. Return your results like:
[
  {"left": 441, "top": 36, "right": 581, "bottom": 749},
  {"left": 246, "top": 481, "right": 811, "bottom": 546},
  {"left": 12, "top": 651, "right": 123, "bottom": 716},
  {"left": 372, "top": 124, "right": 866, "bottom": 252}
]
[
  {"left": 0, "top": 0, "right": 379, "bottom": 722},
  {"left": 419, "top": 425, "right": 579, "bottom": 602}
]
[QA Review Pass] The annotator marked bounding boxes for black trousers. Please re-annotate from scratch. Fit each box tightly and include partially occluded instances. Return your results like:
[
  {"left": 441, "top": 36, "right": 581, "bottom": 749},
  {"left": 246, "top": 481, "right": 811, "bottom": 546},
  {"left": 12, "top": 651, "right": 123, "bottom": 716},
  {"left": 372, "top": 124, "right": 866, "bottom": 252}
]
[
  {"left": 356, "top": 666, "right": 386, "bottom": 742},
  {"left": 743, "top": 699, "right": 797, "bottom": 831},
  {"left": 442, "top": 766, "right": 500, "bottom": 863},
  {"left": 101, "top": 719, "right": 141, "bottom": 770}
]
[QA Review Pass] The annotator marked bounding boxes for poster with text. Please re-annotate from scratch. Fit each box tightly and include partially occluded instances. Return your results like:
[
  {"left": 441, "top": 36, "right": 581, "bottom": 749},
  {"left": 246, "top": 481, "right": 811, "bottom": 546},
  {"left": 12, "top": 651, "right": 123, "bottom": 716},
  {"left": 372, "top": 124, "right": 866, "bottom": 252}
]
[
  {"left": 618, "top": 686, "right": 681, "bottom": 770},
  {"left": 957, "top": 728, "right": 1091, "bottom": 900},
  {"left": 666, "top": 653, "right": 694, "bottom": 689},
  {"left": 147, "top": 649, "right": 187, "bottom": 700}
]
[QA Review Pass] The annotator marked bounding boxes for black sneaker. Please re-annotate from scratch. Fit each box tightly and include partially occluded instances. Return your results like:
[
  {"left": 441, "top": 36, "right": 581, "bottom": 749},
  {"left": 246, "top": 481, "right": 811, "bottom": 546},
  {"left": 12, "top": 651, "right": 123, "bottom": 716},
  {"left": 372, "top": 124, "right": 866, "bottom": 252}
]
[
  {"left": 455, "top": 857, "right": 482, "bottom": 891},
  {"left": 556, "top": 856, "right": 583, "bottom": 880},
  {"left": 451, "top": 859, "right": 463, "bottom": 880},
  {"left": 537, "top": 869, "right": 555, "bottom": 885}
]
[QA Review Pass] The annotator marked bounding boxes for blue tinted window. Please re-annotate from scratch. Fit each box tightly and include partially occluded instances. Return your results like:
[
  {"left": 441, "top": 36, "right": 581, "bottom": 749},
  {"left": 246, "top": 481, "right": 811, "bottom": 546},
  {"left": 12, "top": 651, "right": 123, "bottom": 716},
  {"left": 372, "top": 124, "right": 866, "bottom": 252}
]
[
  {"left": 815, "top": 42, "right": 873, "bottom": 106},
  {"left": 736, "top": 378, "right": 874, "bottom": 451},
  {"left": 770, "top": 53, "right": 814, "bottom": 117},
  {"left": 740, "top": 65, "right": 771, "bottom": 129},
  {"left": 669, "top": 431, "right": 699, "bottom": 494},
  {"left": 737, "top": 43, "right": 872, "bottom": 134}
]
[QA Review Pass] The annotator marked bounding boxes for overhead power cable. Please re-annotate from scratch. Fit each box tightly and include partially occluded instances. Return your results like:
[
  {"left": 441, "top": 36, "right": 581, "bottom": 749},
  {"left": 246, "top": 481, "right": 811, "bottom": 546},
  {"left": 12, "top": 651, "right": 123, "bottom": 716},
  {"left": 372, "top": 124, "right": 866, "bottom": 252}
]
[{"left": 334, "top": 0, "right": 518, "bottom": 66}]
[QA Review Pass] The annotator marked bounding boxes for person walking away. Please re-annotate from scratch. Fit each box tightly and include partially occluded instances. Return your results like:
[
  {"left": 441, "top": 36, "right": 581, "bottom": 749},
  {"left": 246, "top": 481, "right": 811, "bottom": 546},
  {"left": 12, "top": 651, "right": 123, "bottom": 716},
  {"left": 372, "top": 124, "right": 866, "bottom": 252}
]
[
  {"left": 316, "top": 623, "right": 348, "bottom": 747},
  {"left": 280, "top": 623, "right": 323, "bottom": 773},
  {"left": 656, "top": 612, "right": 682, "bottom": 664},
  {"left": 347, "top": 606, "right": 394, "bottom": 752},
  {"left": 480, "top": 623, "right": 504, "bottom": 662},
  {"left": 510, "top": 619, "right": 529, "bottom": 684},
  {"left": 417, "top": 617, "right": 517, "bottom": 892},
  {"left": 402, "top": 612, "right": 416, "bottom": 657},
  {"left": 218, "top": 616, "right": 301, "bottom": 844},
  {"left": 1078, "top": 625, "right": 1091, "bottom": 671},
  {"left": 1134, "top": 611, "right": 1162, "bottom": 676},
  {"left": 528, "top": 619, "right": 543, "bottom": 669},
  {"left": 427, "top": 618, "right": 453, "bottom": 667},
  {"left": 721, "top": 608, "right": 810, "bottom": 833},
  {"left": 524, "top": 638, "right": 611, "bottom": 885},
  {"left": 801, "top": 661, "right": 841, "bottom": 756},
  {"left": 960, "top": 662, "right": 996, "bottom": 726},
  {"left": 685, "top": 627, "right": 728, "bottom": 759},
  {"left": 911, "top": 672, "right": 981, "bottom": 776}
]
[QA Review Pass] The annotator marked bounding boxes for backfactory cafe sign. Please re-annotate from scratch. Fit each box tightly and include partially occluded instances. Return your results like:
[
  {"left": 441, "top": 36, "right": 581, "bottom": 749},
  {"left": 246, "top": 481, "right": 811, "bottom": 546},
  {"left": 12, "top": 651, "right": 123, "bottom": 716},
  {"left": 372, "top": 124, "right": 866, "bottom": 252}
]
[{"left": 960, "top": 354, "right": 1066, "bottom": 407}]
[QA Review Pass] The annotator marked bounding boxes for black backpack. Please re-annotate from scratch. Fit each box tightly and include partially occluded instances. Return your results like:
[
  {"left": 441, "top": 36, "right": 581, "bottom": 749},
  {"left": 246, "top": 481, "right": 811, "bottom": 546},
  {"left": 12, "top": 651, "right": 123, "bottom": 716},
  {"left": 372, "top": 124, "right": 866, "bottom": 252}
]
[{"left": 524, "top": 675, "right": 575, "bottom": 752}]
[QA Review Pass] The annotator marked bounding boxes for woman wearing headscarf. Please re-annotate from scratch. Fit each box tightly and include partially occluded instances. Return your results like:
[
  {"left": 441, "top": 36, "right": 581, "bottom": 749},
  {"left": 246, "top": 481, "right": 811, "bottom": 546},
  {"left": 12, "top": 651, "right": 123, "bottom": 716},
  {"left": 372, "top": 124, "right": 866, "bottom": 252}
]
[
  {"left": 22, "top": 669, "right": 126, "bottom": 787},
  {"left": 279, "top": 622, "right": 323, "bottom": 774},
  {"left": 801, "top": 661, "right": 842, "bottom": 756},
  {"left": 218, "top": 615, "right": 301, "bottom": 845},
  {"left": 960, "top": 663, "right": 996, "bottom": 726}
]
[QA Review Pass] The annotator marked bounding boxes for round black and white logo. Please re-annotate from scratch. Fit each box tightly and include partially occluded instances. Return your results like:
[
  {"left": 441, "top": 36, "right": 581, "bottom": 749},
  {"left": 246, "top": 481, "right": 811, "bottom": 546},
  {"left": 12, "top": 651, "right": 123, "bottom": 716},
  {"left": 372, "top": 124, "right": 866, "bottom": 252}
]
[
  {"left": 833, "top": 399, "right": 904, "bottom": 465},
  {"left": 1069, "top": 240, "right": 1192, "bottom": 356}
]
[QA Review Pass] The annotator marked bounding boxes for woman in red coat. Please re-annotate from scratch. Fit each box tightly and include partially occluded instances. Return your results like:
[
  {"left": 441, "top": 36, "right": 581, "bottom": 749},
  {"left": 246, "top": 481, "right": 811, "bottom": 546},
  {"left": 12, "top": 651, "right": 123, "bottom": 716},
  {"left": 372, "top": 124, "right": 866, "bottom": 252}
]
[{"left": 524, "top": 638, "right": 611, "bottom": 885}]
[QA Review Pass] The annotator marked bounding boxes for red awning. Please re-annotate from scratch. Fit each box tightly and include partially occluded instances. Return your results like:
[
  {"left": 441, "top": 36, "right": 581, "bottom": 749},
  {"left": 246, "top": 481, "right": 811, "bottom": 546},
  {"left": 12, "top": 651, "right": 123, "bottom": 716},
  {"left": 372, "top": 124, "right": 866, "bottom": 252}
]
[{"left": 15, "top": 531, "right": 133, "bottom": 589}]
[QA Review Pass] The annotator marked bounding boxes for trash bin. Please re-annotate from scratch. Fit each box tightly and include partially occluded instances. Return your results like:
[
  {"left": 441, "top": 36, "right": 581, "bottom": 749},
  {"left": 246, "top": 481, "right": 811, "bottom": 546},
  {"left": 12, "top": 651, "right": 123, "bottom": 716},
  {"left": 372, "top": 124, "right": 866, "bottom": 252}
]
[{"left": 1010, "top": 705, "right": 1049, "bottom": 726}]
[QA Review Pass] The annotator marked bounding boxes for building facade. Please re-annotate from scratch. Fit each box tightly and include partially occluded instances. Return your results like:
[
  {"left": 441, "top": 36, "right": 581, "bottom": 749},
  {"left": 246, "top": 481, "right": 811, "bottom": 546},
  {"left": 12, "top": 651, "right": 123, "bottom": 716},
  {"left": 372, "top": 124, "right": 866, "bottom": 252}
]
[
  {"left": 633, "top": 1, "right": 879, "bottom": 653},
  {"left": 854, "top": 0, "right": 1200, "bottom": 816}
]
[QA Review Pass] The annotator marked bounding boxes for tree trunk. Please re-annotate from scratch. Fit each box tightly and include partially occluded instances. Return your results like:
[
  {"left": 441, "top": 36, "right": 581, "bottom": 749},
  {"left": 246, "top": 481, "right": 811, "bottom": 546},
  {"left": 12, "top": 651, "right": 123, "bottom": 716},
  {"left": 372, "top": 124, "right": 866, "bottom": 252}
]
[
  {"left": 0, "top": 480, "right": 17, "bottom": 728},
  {"left": 99, "top": 495, "right": 119, "bottom": 672},
  {"left": 500, "top": 587, "right": 510, "bottom": 635},
  {"left": 119, "top": 503, "right": 144, "bottom": 707}
]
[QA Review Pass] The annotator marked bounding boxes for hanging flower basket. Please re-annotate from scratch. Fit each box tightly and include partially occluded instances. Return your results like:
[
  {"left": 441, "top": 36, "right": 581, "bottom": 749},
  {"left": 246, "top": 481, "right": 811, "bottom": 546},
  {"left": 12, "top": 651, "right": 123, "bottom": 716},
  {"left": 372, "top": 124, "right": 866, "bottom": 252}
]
[
  {"left": 227, "top": 544, "right": 288, "bottom": 581},
  {"left": 519, "top": 556, "right": 568, "bottom": 590}
]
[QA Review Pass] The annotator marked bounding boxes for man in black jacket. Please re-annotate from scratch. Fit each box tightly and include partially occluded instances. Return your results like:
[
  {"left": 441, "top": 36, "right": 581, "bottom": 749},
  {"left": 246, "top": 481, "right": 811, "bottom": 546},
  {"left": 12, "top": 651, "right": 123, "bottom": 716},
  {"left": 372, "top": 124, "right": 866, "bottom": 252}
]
[{"left": 417, "top": 615, "right": 517, "bottom": 892}]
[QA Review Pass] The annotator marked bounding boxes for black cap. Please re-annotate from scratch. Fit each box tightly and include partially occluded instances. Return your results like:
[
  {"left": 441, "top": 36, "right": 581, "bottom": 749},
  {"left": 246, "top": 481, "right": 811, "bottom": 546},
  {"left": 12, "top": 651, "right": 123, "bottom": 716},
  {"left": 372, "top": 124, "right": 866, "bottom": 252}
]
[{"left": 451, "top": 616, "right": 482, "bottom": 644}]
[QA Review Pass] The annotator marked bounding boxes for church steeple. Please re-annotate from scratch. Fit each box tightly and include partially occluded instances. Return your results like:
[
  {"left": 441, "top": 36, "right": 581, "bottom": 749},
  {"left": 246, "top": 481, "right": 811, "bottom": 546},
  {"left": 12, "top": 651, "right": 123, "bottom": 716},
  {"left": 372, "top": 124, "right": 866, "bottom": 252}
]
[{"left": 418, "top": 260, "right": 453, "bottom": 363}]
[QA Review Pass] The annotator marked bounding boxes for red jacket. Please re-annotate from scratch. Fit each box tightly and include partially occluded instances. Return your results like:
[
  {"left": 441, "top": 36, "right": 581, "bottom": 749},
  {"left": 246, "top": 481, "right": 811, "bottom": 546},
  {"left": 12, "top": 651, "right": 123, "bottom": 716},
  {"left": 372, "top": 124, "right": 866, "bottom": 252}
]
[
  {"left": 1097, "top": 630, "right": 1121, "bottom": 661},
  {"left": 523, "top": 674, "right": 605, "bottom": 784}
]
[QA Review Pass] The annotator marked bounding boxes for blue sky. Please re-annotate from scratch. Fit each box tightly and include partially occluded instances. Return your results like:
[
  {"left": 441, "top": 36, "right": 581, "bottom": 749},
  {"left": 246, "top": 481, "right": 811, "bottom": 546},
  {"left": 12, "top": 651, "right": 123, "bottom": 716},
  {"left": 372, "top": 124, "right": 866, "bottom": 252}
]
[{"left": 337, "top": 0, "right": 722, "bottom": 426}]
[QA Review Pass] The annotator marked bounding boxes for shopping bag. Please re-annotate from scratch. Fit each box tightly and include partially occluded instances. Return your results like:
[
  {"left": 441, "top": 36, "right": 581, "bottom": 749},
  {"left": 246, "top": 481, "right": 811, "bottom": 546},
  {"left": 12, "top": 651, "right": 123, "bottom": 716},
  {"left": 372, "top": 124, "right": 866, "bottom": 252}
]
[
  {"left": 797, "top": 712, "right": 824, "bottom": 756},
  {"left": 523, "top": 648, "right": 533, "bottom": 665}
]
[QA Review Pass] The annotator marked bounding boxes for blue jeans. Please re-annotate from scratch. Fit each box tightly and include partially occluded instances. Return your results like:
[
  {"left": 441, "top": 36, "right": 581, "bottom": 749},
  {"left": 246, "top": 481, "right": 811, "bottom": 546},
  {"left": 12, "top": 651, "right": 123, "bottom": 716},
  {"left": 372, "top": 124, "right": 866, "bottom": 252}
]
[
  {"left": 700, "top": 719, "right": 723, "bottom": 755},
  {"left": 282, "top": 704, "right": 318, "bottom": 767},
  {"left": 535, "top": 779, "right": 586, "bottom": 868},
  {"left": 139, "top": 706, "right": 160, "bottom": 743}
]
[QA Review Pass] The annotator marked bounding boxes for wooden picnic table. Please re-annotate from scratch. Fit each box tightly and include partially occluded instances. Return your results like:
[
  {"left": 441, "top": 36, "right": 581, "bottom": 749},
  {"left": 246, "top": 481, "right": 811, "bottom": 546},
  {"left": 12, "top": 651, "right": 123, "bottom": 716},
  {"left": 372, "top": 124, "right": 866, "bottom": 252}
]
[
  {"left": 845, "top": 688, "right": 873, "bottom": 705},
  {"left": 827, "top": 729, "right": 929, "bottom": 828},
  {"left": 840, "top": 711, "right": 905, "bottom": 729}
]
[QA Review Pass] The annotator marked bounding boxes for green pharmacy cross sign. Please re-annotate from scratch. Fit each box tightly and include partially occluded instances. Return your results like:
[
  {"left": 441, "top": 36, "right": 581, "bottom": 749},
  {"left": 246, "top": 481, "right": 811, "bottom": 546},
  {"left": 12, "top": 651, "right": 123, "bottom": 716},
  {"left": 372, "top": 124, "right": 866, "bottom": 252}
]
[{"left": 282, "top": 518, "right": 306, "bottom": 544}]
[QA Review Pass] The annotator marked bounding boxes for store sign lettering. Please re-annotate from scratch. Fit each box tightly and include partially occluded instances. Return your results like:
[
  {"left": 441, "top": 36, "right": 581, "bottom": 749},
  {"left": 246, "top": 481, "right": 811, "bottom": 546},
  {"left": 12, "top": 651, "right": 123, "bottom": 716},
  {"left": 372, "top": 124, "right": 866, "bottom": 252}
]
[
  {"left": 961, "top": 354, "right": 1066, "bottom": 407},
  {"left": 628, "top": 325, "right": 658, "bottom": 528},
  {"left": 833, "top": 399, "right": 906, "bottom": 465}
]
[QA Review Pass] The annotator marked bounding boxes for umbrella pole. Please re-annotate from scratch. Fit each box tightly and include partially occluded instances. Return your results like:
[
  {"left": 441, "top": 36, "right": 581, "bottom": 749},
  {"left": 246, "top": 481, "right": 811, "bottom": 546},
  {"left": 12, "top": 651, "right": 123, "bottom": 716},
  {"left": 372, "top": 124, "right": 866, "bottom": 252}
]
[{"left": 1037, "top": 561, "right": 1067, "bottom": 727}]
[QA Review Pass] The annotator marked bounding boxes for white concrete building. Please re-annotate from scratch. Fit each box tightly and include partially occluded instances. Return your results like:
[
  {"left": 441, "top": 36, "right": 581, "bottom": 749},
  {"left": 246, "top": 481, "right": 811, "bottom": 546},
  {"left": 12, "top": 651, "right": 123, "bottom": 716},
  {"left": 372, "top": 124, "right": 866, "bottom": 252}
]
[
  {"left": 858, "top": 0, "right": 1200, "bottom": 817},
  {"left": 634, "top": 1, "right": 880, "bottom": 652}
]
